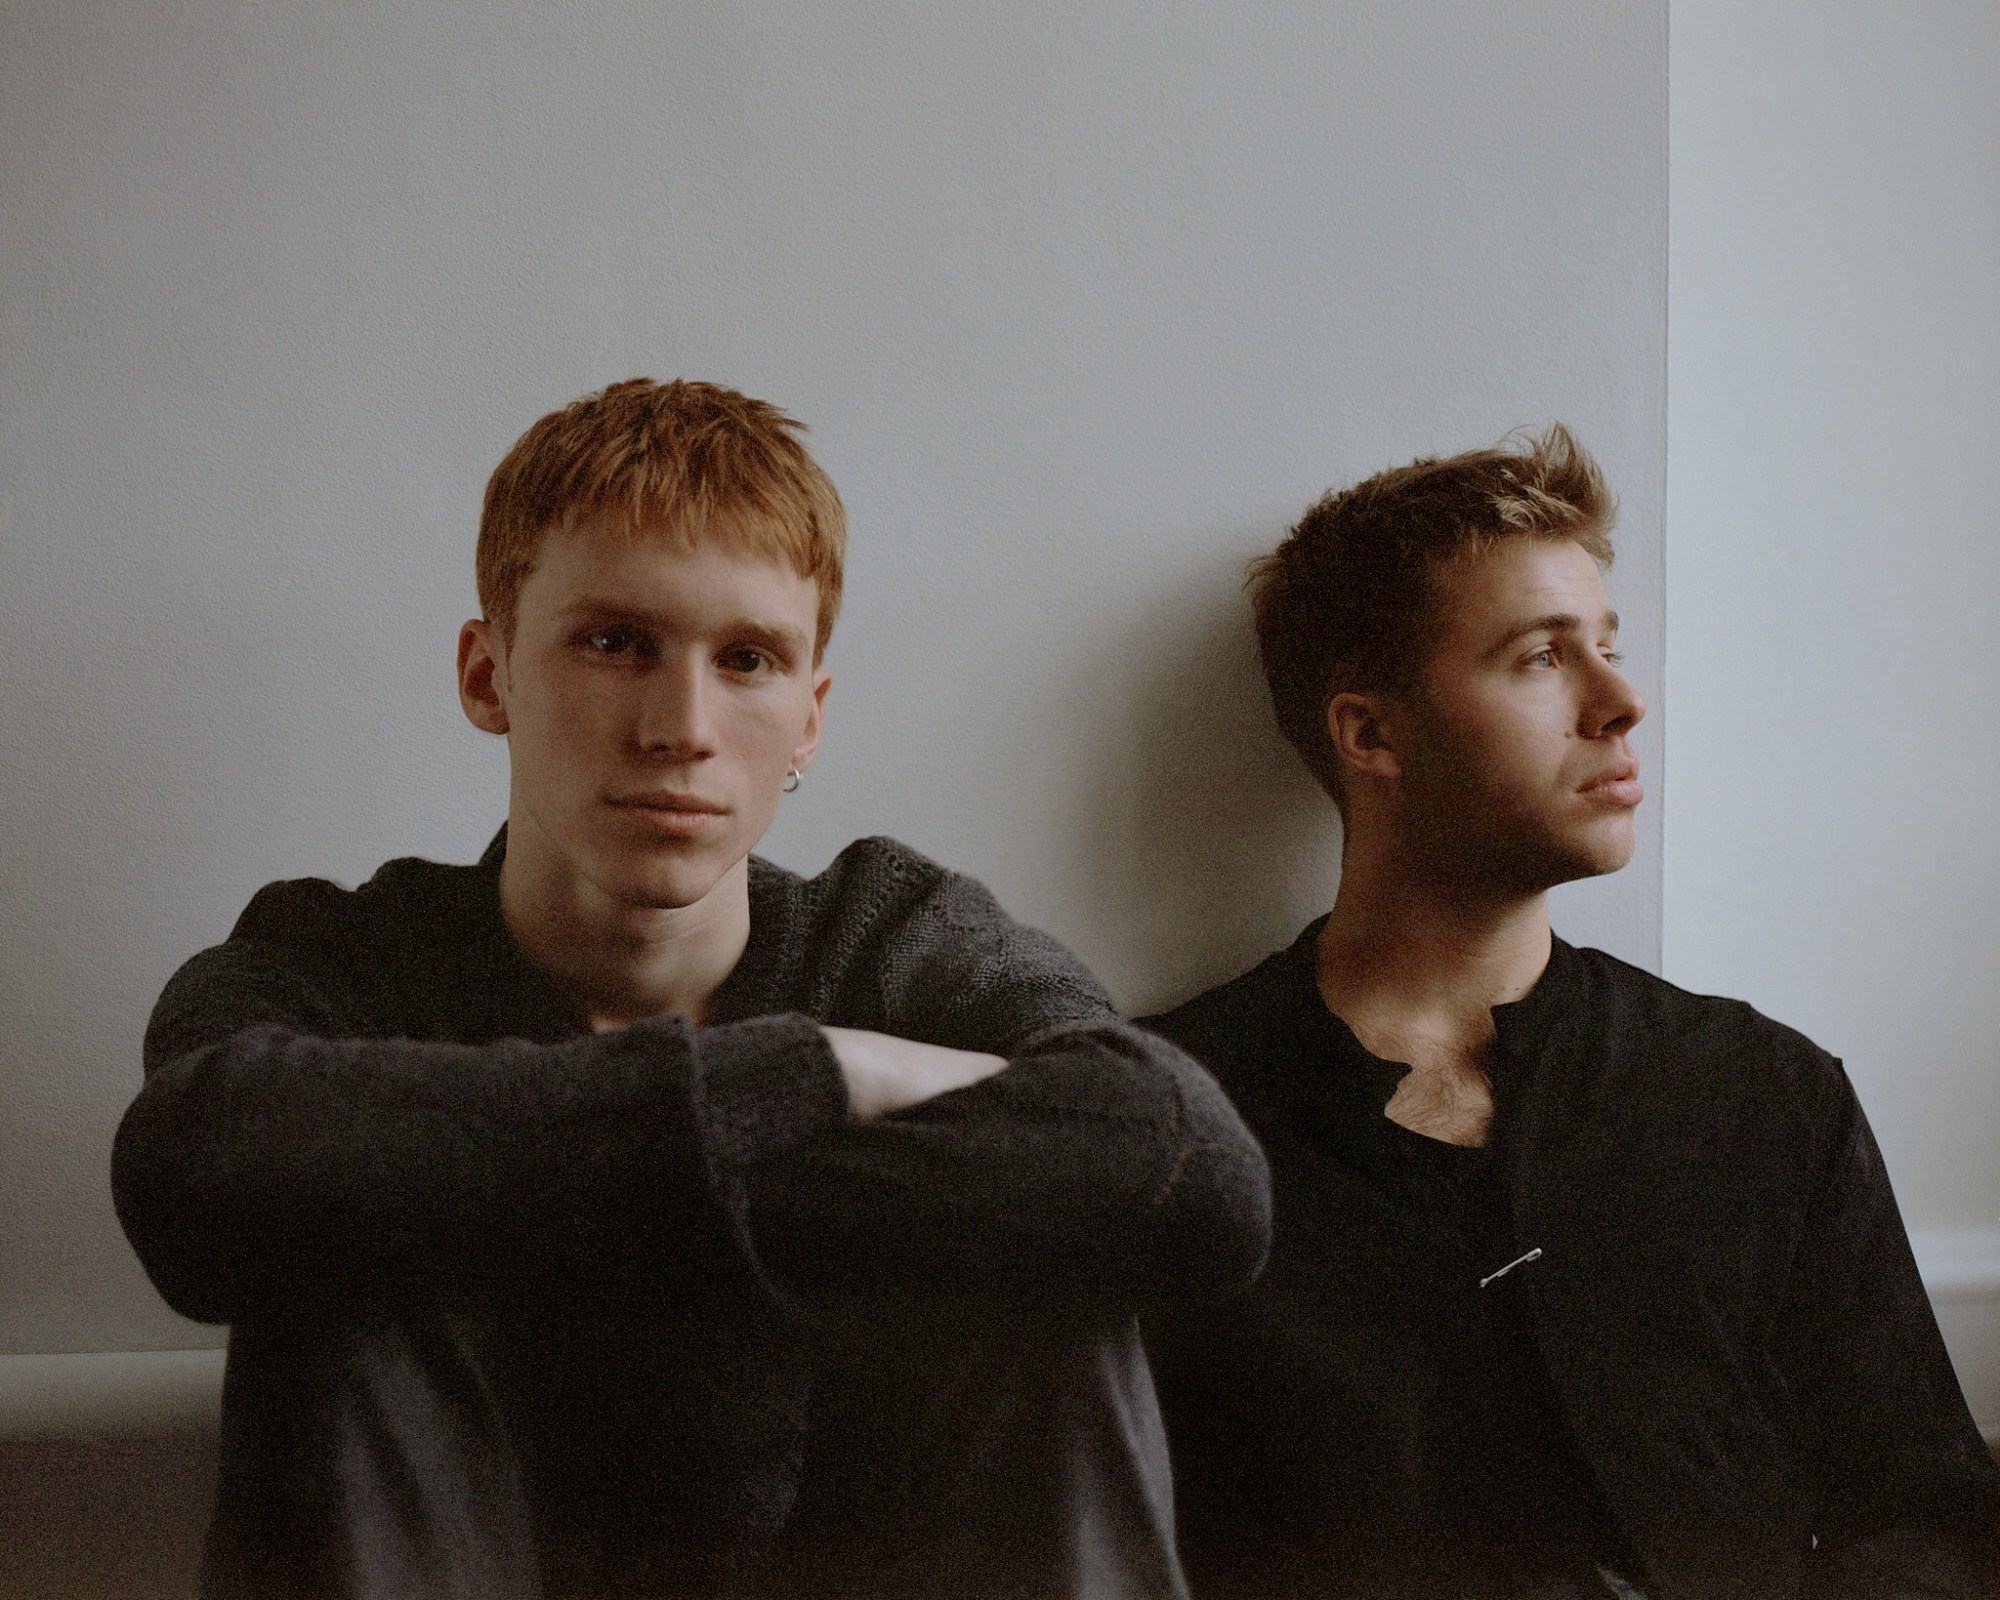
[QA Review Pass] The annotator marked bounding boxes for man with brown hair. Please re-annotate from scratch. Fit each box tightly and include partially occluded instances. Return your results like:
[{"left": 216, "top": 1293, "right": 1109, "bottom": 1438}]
[
  {"left": 114, "top": 379, "right": 1270, "bottom": 1600},
  {"left": 1144, "top": 426, "right": 1998, "bottom": 1600}
]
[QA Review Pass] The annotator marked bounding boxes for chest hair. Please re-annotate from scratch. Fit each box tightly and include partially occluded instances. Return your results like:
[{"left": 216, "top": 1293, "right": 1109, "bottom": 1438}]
[{"left": 1379, "top": 1037, "right": 1494, "bottom": 1148}]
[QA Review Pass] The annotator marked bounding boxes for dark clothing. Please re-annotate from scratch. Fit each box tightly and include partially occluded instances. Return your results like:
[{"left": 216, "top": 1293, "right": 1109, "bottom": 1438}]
[
  {"left": 1366, "top": 1111, "right": 1635, "bottom": 1593},
  {"left": 1144, "top": 923, "right": 2000, "bottom": 1600},
  {"left": 114, "top": 834, "right": 1272, "bottom": 1600}
]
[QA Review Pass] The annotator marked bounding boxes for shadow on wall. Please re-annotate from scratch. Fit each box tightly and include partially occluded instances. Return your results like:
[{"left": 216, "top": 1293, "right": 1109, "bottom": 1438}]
[{"left": 1069, "top": 542, "right": 1342, "bottom": 1017}]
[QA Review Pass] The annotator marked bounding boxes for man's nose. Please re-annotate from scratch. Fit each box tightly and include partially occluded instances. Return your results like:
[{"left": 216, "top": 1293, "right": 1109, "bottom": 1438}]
[
  {"left": 634, "top": 656, "right": 716, "bottom": 758},
  {"left": 1584, "top": 657, "right": 1646, "bottom": 738}
]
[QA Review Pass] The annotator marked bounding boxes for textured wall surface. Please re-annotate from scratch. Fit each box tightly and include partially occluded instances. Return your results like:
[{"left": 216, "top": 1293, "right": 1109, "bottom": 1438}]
[{"left": 0, "top": 0, "right": 1667, "bottom": 1359}]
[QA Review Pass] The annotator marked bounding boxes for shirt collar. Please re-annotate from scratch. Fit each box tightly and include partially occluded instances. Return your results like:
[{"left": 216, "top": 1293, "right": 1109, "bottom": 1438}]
[
  {"left": 1489, "top": 932, "right": 1581, "bottom": 1075},
  {"left": 1273, "top": 917, "right": 1409, "bottom": 1120},
  {"left": 1280, "top": 920, "right": 1585, "bottom": 1105}
]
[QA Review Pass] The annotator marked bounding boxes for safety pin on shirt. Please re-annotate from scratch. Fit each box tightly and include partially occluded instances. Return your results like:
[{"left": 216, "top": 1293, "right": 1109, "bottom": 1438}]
[{"left": 1478, "top": 1246, "right": 1543, "bottom": 1289}]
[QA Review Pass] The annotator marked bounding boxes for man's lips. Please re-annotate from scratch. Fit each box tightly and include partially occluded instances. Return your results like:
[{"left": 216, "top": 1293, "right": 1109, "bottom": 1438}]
[
  {"left": 609, "top": 793, "right": 728, "bottom": 812},
  {"left": 1579, "top": 765, "right": 1644, "bottom": 807},
  {"left": 606, "top": 794, "right": 730, "bottom": 833}
]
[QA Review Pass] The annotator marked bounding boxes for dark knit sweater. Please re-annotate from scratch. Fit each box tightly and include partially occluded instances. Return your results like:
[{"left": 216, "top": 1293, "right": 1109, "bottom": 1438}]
[
  {"left": 114, "top": 833, "right": 1271, "bottom": 1600},
  {"left": 1144, "top": 927, "right": 1999, "bottom": 1600}
]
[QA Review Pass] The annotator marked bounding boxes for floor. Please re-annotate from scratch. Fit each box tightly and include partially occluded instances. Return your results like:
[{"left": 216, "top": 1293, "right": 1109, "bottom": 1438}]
[
  {"left": 3, "top": 1430, "right": 1994, "bottom": 1596},
  {"left": 0, "top": 1439, "right": 215, "bottom": 1600}
]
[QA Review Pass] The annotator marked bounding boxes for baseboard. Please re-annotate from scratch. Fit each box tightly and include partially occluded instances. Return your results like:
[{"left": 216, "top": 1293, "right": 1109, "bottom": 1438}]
[
  {"left": 1911, "top": 1227, "right": 2000, "bottom": 1302},
  {"left": 0, "top": 1350, "right": 224, "bottom": 1442}
]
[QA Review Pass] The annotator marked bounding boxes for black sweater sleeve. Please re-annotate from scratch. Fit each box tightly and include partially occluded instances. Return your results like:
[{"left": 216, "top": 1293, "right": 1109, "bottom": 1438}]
[
  {"left": 1779, "top": 1078, "right": 2000, "bottom": 1599},
  {"left": 738, "top": 847, "right": 1272, "bottom": 1317},
  {"left": 114, "top": 843, "right": 1270, "bottom": 1330},
  {"left": 113, "top": 929, "right": 849, "bottom": 1325}
]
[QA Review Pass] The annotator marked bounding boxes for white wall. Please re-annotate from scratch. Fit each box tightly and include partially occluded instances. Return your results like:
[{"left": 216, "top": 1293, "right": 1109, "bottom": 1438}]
[
  {"left": 1667, "top": 0, "right": 2000, "bottom": 1431},
  {"left": 0, "top": 0, "right": 1668, "bottom": 1363}
]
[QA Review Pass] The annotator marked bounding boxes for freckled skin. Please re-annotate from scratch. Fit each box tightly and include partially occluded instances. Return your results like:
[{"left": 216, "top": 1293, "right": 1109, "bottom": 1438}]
[
  {"left": 460, "top": 519, "right": 829, "bottom": 926},
  {"left": 456, "top": 517, "right": 1010, "bottom": 1097}
]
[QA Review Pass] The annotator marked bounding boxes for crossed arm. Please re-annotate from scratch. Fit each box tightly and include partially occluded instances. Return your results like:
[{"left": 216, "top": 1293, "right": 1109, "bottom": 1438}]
[{"left": 113, "top": 860, "right": 1269, "bottom": 1329}]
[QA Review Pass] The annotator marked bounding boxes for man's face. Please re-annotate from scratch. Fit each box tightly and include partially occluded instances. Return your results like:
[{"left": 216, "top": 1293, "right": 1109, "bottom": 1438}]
[
  {"left": 461, "top": 516, "right": 829, "bottom": 916},
  {"left": 1392, "top": 537, "right": 1645, "bottom": 893}
]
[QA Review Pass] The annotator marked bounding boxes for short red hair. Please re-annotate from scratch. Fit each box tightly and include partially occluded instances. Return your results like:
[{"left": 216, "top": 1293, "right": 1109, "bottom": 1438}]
[{"left": 478, "top": 379, "right": 847, "bottom": 660}]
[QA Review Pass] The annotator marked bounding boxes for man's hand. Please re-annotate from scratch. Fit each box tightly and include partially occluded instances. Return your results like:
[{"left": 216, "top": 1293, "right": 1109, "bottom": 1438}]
[{"left": 820, "top": 1027, "right": 1008, "bottom": 1122}]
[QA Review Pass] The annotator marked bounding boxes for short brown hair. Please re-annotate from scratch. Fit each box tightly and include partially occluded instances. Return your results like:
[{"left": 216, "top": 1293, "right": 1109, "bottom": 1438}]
[
  {"left": 1250, "top": 423, "right": 1616, "bottom": 804},
  {"left": 478, "top": 378, "right": 847, "bottom": 660}
]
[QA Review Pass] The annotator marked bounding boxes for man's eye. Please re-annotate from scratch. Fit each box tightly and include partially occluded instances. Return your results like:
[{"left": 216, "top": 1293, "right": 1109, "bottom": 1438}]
[
  {"left": 1602, "top": 649, "right": 1626, "bottom": 666},
  {"left": 582, "top": 627, "right": 644, "bottom": 657},
  {"left": 1525, "top": 647, "right": 1557, "bottom": 668},
  {"left": 718, "top": 646, "right": 773, "bottom": 675}
]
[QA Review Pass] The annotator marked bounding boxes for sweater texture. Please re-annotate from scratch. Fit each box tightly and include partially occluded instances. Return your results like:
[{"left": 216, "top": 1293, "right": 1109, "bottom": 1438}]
[{"left": 115, "top": 833, "right": 1272, "bottom": 1600}]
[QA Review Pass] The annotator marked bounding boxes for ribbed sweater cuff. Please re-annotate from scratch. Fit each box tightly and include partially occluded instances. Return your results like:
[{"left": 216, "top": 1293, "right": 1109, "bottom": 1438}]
[{"left": 698, "top": 1012, "right": 850, "bottom": 1165}]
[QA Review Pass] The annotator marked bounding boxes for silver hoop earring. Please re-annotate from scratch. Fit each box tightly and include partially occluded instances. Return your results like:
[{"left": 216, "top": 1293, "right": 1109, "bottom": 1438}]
[{"left": 783, "top": 767, "right": 802, "bottom": 794}]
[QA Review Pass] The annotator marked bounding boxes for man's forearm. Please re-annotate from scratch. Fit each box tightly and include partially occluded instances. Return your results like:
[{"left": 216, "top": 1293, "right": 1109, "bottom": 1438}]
[
  {"left": 119, "top": 955, "right": 850, "bottom": 1323},
  {"left": 744, "top": 1019, "right": 1271, "bottom": 1316}
]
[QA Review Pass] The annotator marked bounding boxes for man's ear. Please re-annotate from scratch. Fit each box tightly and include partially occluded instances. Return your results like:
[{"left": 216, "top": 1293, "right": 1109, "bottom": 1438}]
[
  {"left": 790, "top": 667, "right": 832, "bottom": 774},
  {"left": 1327, "top": 690, "right": 1403, "bottom": 783},
  {"left": 457, "top": 620, "right": 510, "bottom": 737}
]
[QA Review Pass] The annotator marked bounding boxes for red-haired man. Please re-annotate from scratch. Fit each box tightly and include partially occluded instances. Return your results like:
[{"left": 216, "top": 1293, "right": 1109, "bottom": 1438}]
[{"left": 116, "top": 379, "right": 1269, "bottom": 1600}]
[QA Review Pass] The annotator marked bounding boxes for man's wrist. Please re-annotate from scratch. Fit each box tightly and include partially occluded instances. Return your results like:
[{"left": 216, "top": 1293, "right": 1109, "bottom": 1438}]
[{"left": 693, "top": 1013, "right": 850, "bottom": 1161}]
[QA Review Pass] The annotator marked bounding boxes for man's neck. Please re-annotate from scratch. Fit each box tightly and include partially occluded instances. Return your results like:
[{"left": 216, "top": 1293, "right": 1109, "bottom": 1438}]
[
  {"left": 498, "top": 850, "right": 751, "bottom": 1032},
  {"left": 1317, "top": 874, "right": 1551, "bottom": 1029},
  {"left": 1314, "top": 845, "right": 1552, "bottom": 1146}
]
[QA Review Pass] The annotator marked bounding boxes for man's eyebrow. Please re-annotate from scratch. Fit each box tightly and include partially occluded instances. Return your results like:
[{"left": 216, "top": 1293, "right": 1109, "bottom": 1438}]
[
  {"left": 555, "top": 598, "right": 811, "bottom": 653},
  {"left": 1489, "top": 610, "right": 1619, "bottom": 653},
  {"left": 727, "top": 617, "right": 812, "bottom": 657},
  {"left": 555, "top": 597, "right": 659, "bottom": 624}
]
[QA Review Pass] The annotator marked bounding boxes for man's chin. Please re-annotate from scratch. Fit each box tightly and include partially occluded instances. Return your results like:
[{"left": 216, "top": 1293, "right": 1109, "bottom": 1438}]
[
  {"left": 1559, "top": 827, "right": 1638, "bottom": 885},
  {"left": 1494, "top": 825, "right": 1636, "bottom": 896},
  {"left": 602, "top": 848, "right": 746, "bottom": 914},
  {"left": 611, "top": 875, "right": 724, "bottom": 914}
]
